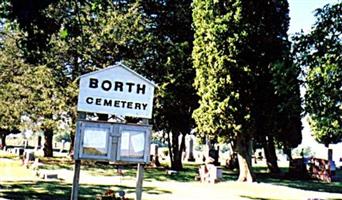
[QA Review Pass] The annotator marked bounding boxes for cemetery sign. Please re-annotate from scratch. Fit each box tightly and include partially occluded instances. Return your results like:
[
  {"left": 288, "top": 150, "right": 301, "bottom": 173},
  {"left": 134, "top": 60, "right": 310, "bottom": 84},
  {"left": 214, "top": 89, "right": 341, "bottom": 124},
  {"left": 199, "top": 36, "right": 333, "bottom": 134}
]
[
  {"left": 77, "top": 63, "right": 156, "bottom": 119},
  {"left": 72, "top": 64, "right": 155, "bottom": 200}
]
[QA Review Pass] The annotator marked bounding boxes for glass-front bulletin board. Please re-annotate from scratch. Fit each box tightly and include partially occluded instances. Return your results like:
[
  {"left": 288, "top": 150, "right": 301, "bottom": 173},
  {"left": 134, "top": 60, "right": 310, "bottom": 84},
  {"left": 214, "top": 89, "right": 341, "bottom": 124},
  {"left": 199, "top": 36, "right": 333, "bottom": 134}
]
[
  {"left": 74, "top": 120, "right": 151, "bottom": 164},
  {"left": 117, "top": 125, "right": 151, "bottom": 163},
  {"left": 78, "top": 122, "right": 113, "bottom": 160}
]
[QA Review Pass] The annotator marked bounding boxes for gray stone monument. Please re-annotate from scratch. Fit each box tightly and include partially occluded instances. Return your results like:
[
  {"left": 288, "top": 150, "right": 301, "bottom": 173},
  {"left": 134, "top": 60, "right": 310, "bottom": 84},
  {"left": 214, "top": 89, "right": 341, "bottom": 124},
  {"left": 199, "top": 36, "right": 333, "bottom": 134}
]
[
  {"left": 150, "top": 144, "right": 160, "bottom": 167},
  {"left": 186, "top": 136, "right": 195, "bottom": 162}
]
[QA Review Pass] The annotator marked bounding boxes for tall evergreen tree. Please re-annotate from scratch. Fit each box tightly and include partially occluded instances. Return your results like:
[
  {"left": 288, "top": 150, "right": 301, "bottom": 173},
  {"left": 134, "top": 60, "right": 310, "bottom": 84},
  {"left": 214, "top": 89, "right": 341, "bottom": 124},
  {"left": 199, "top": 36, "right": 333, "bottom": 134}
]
[
  {"left": 0, "top": 21, "right": 64, "bottom": 156},
  {"left": 192, "top": 0, "right": 301, "bottom": 181},
  {"left": 0, "top": 0, "right": 63, "bottom": 157},
  {"left": 137, "top": 0, "right": 197, "bottom": 170},
  {"left": 0, "top": 25, "right": 25, "bottom": 148}
]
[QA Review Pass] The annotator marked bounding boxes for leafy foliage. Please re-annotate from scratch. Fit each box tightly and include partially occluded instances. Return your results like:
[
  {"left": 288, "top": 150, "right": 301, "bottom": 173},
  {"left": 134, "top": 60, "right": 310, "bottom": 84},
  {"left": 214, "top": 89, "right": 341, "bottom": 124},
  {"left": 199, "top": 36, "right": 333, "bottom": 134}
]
[
  {"left": 0, "top": 26, "right": 26, "bottom": 131},
  {"left": 1, "top": 0, "right": 197, "bottom": 163},
  {"left": 293, "top": 2, "right": 342, "bottom": 146},
  {"left": 192, "top": 0, "right": 301, "bottom": 142},
  {"left": 192, "top": 0, "right": 302, "bottom": 180}
]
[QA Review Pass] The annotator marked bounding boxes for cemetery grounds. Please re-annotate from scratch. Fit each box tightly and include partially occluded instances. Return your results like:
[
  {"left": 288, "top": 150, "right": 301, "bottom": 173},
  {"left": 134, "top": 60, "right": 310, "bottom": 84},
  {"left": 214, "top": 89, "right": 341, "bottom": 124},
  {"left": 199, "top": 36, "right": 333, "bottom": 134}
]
[{"left": 1, "top": 148, "right": 342, "bottom": 200}]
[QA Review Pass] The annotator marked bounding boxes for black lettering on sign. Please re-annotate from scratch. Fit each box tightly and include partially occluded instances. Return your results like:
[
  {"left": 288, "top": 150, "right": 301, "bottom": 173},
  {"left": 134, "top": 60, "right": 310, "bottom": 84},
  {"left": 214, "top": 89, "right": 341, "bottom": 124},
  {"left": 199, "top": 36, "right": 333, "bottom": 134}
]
[
  {"left": 86, "top": 97, "right": 93, "bottom": 104},
  {"left": 101, "top": 80, "right": 112, "bottom": 91},
  {"left": 96, "top": 98, "right": 102, "bottom": 105},
  {"left": 127, "top": 102, "right": 133, "bottom": 109},
  {"left": 114, "top": 81, "right": 123, "bottom": 92},
  {"left": 103, "top": 99, "right": 112, "bottom": 106},
  {"left": 89, "top": 78, "right": 98, "bottom": 88},
  {"left": 135, "top": 103, "right": 141, "bottom": 110},
  {"left": 136, "top": 84, "right": 146, "bottom": 94},
  {"left": 142, "top": 103, "right": 147, "bottom": 110},
  {"left": 126, "top": 82, "right": 135, "bottom": 92},
  {"left": 121, "top": 101, "right": 126, "bottom": 107},
  {"left": 114, "top": 100, "right": 120, "bottom": 107}
]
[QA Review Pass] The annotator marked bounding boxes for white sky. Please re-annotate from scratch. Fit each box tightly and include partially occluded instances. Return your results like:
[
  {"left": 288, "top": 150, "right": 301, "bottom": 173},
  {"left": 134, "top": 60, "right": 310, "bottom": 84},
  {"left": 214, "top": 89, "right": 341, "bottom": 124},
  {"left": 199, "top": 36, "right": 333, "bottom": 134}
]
[
  {"left": 288, "top": 0, "right": 339, "bottom": 34},
  {"left": 288, "top": 0, "right": 341, "bottom": 161}
]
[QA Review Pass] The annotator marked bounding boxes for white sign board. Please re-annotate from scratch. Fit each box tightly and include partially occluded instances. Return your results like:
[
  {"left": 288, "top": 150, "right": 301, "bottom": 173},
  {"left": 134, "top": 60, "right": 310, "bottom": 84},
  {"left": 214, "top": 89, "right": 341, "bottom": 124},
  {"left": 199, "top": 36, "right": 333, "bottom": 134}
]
[{"left": 77, "top": 64, "right": 156, "bottom": 118}]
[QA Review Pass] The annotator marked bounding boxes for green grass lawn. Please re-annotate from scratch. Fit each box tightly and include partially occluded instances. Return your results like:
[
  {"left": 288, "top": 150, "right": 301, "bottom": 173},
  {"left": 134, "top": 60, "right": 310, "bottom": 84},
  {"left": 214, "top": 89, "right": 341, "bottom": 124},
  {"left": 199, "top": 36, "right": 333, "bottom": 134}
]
[
  {"left": 0, "top": 150, "right": 18, "bottom": 159},
  {"left": 1, "top": 151, "right": 342, "bottom": 200}
]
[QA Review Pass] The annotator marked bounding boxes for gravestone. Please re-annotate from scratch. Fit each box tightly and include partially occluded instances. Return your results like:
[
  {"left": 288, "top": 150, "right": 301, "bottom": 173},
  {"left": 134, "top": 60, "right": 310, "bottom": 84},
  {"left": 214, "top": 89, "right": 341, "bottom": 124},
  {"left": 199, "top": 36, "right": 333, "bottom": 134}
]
[
  {"left": 14, "top": 148, "right": 24, "bottom": 156},
  {"left": 60, "top": 140, "right": 66, "bottom": 153},
  {"left": 199, "top": 164, "right": 222, "bottom": 183},
  {"left": 208, "top": 146, "right": 220, "bottom": 166},
  {"left": 150, "top": 144, "right": 160, "bottom": 167},
  {"left": 25, "top": 151, "right": 35, "bottom": 162},
  {"left": 39, "top": 170, "right": 58, "bottom": 179},
  {"left": 186, "top": 136, "right": 195, "bottom": 162},
  {"left": 23, "top": 140, "right": 29, "bottom": 149}
]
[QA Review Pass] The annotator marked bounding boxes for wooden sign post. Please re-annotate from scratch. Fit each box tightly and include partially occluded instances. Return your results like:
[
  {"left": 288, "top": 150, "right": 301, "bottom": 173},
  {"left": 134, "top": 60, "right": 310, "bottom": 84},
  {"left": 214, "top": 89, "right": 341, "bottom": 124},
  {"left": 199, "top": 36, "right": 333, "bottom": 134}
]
[
  {"left": 70, "top": 159, "right": 81, "bottom": 200},
  {"left": 135, "top": 118, "right": 149, "bottom": 200},
  {"left": 71, "top": 112, "right": 85, "bottom": 200}
]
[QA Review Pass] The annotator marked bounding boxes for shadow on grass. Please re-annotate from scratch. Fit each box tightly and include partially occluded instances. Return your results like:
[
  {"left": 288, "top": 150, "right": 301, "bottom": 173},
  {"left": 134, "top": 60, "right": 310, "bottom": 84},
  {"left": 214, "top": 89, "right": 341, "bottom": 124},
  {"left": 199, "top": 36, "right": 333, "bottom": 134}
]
[
  {"left": 0, "top": 180, "right": 171, "bottom": 200},
  {"left": 39, "top": 157, "right": 74, "bottom": 171},
  {"left": 254, "top": 169, "right": 342, "bottom": 194},
  {"left": 0, "top": 181, "right": 71, "bottom": 200},
  {"left": 112, "top": 163, "right": 240, "bottom": 183},
  {"left": 87, "top": 163, "right": 202, "bottom": 183},
  {"left": 239, "top": 195, "right": 271, "bottom": 200},
  {"left": 35, "top": 158, "right": 225, "bottom": 183},
  {"left": 145, "top": 164, "right": 199, "bottom": 182},
  {"left": 221, "top": 166, "right": 342, "bottom": 194}
]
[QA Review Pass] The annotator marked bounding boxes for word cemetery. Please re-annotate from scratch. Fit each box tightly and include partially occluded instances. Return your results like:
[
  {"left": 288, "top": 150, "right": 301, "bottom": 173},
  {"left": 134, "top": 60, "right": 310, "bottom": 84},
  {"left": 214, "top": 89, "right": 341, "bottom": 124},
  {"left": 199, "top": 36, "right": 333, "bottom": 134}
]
[{"left": 85, "top": 97, "right": 148, "bottom": 111}]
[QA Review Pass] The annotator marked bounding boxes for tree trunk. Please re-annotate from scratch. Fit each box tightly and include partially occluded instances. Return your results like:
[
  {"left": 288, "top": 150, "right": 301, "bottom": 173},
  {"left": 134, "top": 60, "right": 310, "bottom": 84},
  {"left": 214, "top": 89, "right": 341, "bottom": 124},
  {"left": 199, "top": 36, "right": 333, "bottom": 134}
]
[
  {"left": 0, "top": 133, "right": 6, "bottom": 149},
  {"left": 236, "top": 134, "right": 254, "bottom": 182},
  {"left": 98, "top": 114, "right": 108, "bottom": 121},
  {"left": 37, "top": 135, "right": 42, "bottom": 148},
  {"left": 284, "top": 147, "right": 292, "bottom": 161},
  {"left": 167, "top": 131, "right": 173, "bottom": 165},
  {"left": 170, "top": 131, "right": 184, "bottom": 171},
  {"left": 69, "top": 133, "right": 75, "bottom": 155},
  {"left": 262, "top": 136, "right": 280, "bottom": 173},
  {"left": 69, "top": 114, "right": 77, "bottom": 155},
  {"left": 43, "top": 128, "right": 54, "bottom": 157}
]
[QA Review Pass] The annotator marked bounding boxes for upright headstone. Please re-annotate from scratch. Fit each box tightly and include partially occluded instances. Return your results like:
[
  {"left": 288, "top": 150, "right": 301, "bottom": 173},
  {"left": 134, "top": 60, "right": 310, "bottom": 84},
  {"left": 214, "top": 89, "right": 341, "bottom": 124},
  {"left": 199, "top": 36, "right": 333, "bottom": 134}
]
[
  {"left": 186, "top": 136, "right": 195, "bottom": 162},
  {"left": 60, "top": 140, "right": 66, "bottom": 153},
  {"left": 23, "top": 140, "right": 28, "bottom": 149},
  {"left": 15, "top": 148, "right": 24, "bottom": 156},
  {"left": 328, "top": 149, "right": 333, "bottom": 161},
  {"left": 208, "top": 146, "right": 220, "bottom": 166},
  {"left": 35, "top": 136, "right": 42, "bottom": 151},
  {"left": 150, "top": 144, "right": 160, "bottom": 167}
]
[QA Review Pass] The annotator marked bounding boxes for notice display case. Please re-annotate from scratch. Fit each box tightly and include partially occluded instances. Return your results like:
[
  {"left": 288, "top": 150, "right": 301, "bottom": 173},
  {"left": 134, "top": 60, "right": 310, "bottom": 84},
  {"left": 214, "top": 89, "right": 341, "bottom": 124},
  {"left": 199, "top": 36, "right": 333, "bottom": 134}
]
[
  {"left": 117, "top": 125, "right": 151, "bottom": 163},
  {"left": 78, "top": 122, "right": 113, "bottom": 160},
  {"left": 74, "top": 120, "right": 151, "bottom": 164}
]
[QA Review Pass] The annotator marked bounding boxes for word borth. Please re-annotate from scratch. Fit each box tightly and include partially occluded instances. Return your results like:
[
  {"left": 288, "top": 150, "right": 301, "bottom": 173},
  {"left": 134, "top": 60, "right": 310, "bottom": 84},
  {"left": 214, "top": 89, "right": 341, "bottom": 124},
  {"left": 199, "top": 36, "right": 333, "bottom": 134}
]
[
  {"left": 77, "top": 64, "right": 156, "bottom": 118},
  {"left": 89, "top": 78, "right": 147, "bottom": 94}
]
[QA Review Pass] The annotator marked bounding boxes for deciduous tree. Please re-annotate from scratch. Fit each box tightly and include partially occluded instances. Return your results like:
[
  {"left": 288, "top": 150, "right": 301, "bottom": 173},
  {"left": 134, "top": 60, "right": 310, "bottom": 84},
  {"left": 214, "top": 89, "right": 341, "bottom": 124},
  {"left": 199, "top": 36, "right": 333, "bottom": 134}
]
[{"left": 293, "top": 2, "right": 342, "bottom": 147}]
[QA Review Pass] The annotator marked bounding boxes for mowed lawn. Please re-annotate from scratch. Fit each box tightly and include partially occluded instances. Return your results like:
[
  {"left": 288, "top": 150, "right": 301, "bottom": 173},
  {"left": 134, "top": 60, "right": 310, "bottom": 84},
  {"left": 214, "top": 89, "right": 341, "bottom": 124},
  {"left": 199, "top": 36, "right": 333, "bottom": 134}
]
[{"left": 1, "top": 151, "right": 342, "bottom": 200}]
